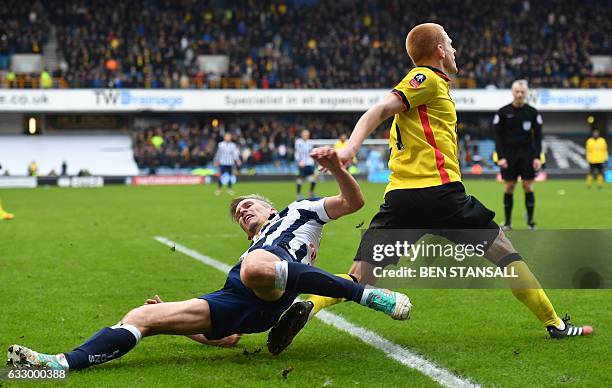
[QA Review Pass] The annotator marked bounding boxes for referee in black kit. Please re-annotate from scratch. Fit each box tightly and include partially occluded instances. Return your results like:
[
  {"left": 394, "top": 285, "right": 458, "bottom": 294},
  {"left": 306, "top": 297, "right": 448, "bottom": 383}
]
[{"left": 493, "top": 80, "right": 543, "bottom": 230}]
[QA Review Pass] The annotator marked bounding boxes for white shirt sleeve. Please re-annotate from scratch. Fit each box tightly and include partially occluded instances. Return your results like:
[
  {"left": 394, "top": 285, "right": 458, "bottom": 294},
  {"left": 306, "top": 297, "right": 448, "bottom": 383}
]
[
  {"left": 307, "top": 198, "right": 332, "bottom": 223},
  {"left": 289, "top": 199, "right": 332, "bottom": 223}
]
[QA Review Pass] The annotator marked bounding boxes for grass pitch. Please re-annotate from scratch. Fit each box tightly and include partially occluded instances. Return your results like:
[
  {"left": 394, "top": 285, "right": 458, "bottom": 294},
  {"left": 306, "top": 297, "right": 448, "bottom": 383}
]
[{"left": 0, "top": 180, "right": 610, "bottom": 387}]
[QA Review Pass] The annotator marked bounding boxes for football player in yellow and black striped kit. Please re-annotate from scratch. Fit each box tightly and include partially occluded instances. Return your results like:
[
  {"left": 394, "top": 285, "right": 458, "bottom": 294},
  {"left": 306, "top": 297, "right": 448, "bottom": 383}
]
[
  {"left": 267, "top": 22, "right": 592, "bottom": 355},
  {"left": 586, "top": 129, "right": 608, "bottom": 189}
]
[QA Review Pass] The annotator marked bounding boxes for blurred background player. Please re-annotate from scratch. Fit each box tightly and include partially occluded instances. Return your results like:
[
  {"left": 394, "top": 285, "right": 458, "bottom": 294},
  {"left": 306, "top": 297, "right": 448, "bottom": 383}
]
[
  {"left": 334, "top": 133, "right": 349, "bottom": 150},
  {"left": 493, "top": 80, "right": 543, "bottom": 230},
  {"left": 214, "top": 132, "right": 241, "bottom": 195},
  {"left": 586, "top": 129, "right": 608, "bottom": 189},
  {"left": 0, "top": 164, "right": 10, "bottom": 219},
  {"left": 295, "top": 129, "right": 317, "bottom": 199},
  {"left": 0, "top": 199, "right": 14, "bottom": 220},
  {"left": 27, "top": 160, "right": 38, "bottom": 177}
]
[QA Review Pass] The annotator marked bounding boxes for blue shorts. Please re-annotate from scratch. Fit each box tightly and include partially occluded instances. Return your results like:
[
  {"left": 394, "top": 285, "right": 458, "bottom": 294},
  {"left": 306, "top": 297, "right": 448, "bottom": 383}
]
[
  {"left": 219, "top": 165, "right": 233, "bottom": 175},
  {"left": 198, "top": 245, "right": 298, "bottom": 340},
  {"left": 299, "top": 165, "right": 315, "bottom": 178}
]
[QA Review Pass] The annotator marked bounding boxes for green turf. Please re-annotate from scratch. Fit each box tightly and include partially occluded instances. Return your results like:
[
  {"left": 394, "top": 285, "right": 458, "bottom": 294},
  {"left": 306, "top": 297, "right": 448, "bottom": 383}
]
[{"left": 0, "top": 180, "right": 610, "bottom": 387}]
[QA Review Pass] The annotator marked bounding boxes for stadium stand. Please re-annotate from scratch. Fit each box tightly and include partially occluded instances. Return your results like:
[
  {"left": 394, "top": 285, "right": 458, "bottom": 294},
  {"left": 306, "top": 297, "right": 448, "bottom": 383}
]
[
  {"left": 0, "top": 1, "right": 48, "bottom": 55},
  {"left": 129, "top": 115, "right": 606, "bottom": 174},
  {"left": 0, "top": 0, "right": 610, "bottom": 89},
  {"left": 131, "top": 115, "right": 388, "bottom": 170}
]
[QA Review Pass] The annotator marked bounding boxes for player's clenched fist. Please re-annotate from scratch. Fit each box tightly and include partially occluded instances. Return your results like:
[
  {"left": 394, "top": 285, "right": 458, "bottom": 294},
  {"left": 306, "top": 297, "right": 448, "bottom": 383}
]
[{"left": 310, "top": 147, "right": 342, "bottom": 172}]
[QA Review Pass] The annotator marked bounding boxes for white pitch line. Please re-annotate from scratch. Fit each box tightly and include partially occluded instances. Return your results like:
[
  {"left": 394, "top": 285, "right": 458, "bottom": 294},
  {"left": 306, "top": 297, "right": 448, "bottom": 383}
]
[{"left": 153, "top": 236, "right": 479, "bottom": 388}]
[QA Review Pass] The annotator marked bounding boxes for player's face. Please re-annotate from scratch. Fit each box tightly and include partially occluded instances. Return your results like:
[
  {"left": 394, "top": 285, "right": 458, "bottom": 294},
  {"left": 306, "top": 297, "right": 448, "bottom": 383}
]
[
  {"left": 235, "top": 199, "right": 275, "bottom": 238},
  {"left": 441, "top": 32, "right": 458, "bottom": 75},
  {"left": 592, "top": 130, "right": 599, "bottom": 138},
  {"left": 224, "top": 133, "right": 232, "bottom": 142},
  {"left": 512, "top": 84, "right": 528, "bottom": 105},
  {"left": 301, "top": 130, "right": 310, "bottom": 140}
]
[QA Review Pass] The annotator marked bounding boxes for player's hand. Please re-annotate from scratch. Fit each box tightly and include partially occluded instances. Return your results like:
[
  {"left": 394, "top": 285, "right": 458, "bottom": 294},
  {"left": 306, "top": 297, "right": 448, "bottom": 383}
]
[
  {"left": 188, "top": 333, "right": 242, "bottom": 347},
  {"left": 145, "top": 294, "right": 164, "bottom": 304},
  {"left": 298, "top": 161, "right": 305, "bottom": 168},
  {"left": 310, "top": 146, "right": 341, "bottom": 172},
  {"left": 497, "top": 158, "right": 508, "bottom": 169},
  {"left": 532, "top": 158, "right": 542, "bottom": 170},
  {"left": 336, "top": 145, "right": 357, "bottom": 169},
  {"left": 209, "top": 334, "right": 242, "bottom": 348}
]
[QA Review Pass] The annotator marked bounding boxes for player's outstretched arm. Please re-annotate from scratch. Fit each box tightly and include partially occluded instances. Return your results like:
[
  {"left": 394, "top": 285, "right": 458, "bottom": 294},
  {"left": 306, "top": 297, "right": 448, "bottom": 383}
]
[
  {"left": 144, "top": 295, "right": 241, "bottom": 348},
  {"left": 310, "top": 147, "right": 364, "bottom": 219},
  {"left": 337, "top": 93, "right": 405, "bottom": 167}
]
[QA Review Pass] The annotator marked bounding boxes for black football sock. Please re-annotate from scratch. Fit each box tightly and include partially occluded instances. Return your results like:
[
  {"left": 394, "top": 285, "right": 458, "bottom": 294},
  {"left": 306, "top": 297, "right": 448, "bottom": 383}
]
[
  {"left": 525, "top": 192, "right": 535, "bottom": 224},
  {"left": 504, "top": 193, "right": 513, "bottom": 225},
  {"left": 296, "top": 183, "right": 302, "bottom": 194},
  {"left": 309, "top": 181, "right": 316, "bottom": 193},
  {"left": 63, "top": 324, "right": 141, "bottom": 370},
  {"left": 274, "top": 261, "right": 365, "bottom": 303}
]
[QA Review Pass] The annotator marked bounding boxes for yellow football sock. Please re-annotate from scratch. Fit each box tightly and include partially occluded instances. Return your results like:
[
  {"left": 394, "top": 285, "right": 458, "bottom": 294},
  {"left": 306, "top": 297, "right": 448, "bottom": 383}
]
[
  {"left": 507, "top": 260, "right": 562, "bottom": 327},
  {"left": 586, "top": 174, "right": 593, "bottom": 188},
  {"left": 305, "top": 274, "right": 354, "bottom": 317},
  {"left": 596, "top": 174, "right": 604, "bottom": 188}
]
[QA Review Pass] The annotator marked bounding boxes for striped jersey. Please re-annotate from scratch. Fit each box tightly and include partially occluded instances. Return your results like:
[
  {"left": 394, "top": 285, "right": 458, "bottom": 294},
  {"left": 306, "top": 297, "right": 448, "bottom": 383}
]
[
  {"left": 294, "top": 138, "right": 314, "bottom": 166},
  {"left": 215, "top": 141, "right": 240, "bottom": 166},
  {"left": 240, "top": 198, "right": 331, "bottom": 266},
  {"left": 387, "top": 66, "right": 461, "bottom": 192}
]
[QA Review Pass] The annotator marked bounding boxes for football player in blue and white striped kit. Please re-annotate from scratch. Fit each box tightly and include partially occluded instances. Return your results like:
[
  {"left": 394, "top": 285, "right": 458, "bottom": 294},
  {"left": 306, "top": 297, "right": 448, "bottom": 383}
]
[
  {"left": 295, "top": 129, "right": 317, "bottom": 199},
  {"left": 7, "top": 147, "right": 411, "bottom": 371},
  {"left": 214, "top": 132, "right": 241, "bottom": 195}
]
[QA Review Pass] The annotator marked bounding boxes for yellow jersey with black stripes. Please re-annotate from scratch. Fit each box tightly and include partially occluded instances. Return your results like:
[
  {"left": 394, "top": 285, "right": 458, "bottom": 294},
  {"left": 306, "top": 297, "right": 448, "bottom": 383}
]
[{"left": 386, "top": 66, "right": 461, "bottom": 193}]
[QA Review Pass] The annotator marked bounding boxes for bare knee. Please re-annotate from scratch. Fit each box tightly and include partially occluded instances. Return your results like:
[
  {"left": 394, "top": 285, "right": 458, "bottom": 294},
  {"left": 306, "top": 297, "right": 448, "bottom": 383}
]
[
  {"left": 504, "top": 181, "right": 516, "bottom": 193},
  {"left": 240, "top": 258, "right": 259, "bottom": 289},
  {"left": 522, "top": 180, "right": 533, "bottom": 192},
  {"left": 484, "top": 229, "right": 518, "bottom": 264},
  {"left": 240, "top": 254, "right": 275, "bottom": 289},
  {"left": 122, "top": 305, "right": 152, "bottom": 335},
  {"left": 349, "top": 261, "right": 377, "bottom": 286}
]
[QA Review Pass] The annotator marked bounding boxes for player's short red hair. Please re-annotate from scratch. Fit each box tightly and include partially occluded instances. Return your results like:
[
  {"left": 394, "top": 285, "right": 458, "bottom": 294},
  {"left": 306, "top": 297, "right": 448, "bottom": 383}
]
[{"left": 405, "top": 23, "right": 446, "bottom": 66}]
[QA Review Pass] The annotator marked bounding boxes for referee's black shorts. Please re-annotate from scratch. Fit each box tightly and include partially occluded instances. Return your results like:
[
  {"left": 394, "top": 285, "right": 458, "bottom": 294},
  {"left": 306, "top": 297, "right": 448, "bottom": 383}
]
[
  {"left": 500, "top": 149, "right": 536, "bottom": 181},
  {"left": 354, "top": 182, "right": 499, "bottom": 266}
]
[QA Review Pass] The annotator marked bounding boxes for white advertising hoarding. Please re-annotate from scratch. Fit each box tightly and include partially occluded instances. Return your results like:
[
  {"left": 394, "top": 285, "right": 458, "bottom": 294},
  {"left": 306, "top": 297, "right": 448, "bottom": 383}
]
[
  {"left": 0, "top": 88, "right": 609, "bottom": 112},
  {"left": 0, "top": 176, "right": 37, "bottom": 188}
]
